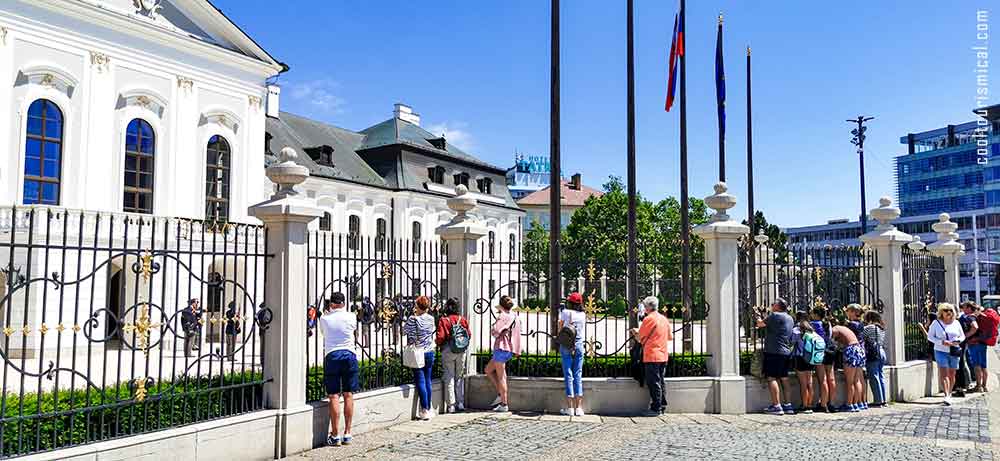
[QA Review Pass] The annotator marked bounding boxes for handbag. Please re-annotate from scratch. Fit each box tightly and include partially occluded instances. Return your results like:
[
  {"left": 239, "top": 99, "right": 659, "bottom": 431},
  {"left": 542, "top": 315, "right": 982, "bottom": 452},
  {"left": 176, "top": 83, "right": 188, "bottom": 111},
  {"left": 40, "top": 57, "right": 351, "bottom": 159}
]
[
  {"left": 402, "top": 344, "right": 425, "bottom": 368},
  {"left": 937, "top": 320, "right": 964, "bottom": 358}
]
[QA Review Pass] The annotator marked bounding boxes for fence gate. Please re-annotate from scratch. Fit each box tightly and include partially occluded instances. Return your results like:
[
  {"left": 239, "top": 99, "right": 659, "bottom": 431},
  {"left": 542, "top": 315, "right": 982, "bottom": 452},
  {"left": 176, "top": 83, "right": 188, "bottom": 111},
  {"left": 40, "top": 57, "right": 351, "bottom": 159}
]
[{"left": 901, "top": 247, "right": 946, "bottom": 361}]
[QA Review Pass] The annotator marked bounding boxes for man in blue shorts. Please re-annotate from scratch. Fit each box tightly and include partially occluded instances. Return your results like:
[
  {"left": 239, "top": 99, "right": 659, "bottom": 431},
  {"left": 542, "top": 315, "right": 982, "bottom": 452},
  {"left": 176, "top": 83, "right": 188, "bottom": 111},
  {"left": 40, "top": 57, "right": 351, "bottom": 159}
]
[
  {"left": 320, "top": 292, "right": 359, "bottom": 447},
  {"left": 962, "top": 302, "right": 994, "bottom": 393}
]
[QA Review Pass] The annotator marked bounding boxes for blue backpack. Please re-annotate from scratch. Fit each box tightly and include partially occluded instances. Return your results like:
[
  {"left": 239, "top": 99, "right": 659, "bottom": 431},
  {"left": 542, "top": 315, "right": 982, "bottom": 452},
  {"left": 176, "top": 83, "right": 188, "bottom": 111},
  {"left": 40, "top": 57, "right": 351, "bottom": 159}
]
[{"left": 802, "top": 332, "right": 826, "bottom": 365}]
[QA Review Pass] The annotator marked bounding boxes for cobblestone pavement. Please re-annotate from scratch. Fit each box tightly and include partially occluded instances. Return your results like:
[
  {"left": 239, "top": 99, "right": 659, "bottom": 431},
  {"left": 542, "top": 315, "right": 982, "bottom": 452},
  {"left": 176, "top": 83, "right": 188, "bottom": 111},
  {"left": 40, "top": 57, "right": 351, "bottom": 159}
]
[{"left": 288, "top": 374, "right": 1000, "bottom": 461}]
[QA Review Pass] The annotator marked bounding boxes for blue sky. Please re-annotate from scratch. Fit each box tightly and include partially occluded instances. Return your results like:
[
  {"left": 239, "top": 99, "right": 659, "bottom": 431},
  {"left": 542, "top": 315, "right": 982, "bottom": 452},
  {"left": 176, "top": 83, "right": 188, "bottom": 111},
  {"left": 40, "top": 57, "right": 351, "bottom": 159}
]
[{"left": 215, "top": 0, "right": 992, "bottom": 227}]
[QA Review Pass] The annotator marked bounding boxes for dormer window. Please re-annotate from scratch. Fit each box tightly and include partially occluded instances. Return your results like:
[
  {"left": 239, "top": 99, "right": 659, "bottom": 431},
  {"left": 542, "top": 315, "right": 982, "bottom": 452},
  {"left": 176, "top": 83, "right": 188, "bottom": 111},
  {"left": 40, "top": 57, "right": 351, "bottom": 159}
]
[
  {"left": 264, "top": 133, "right": 274, "bottom": 155},
  {"left": 427, "top": 165, "right": 445, "bottom": 184},
  {"left": 477, "top": 177, "right": 493, "bottom": 194},
  {"left": 306, "top": 145, "right": 334, "bottom": 166},
  {"left": 428, "top": 137, "right": 447, "bottom": 150},
  {"left": 454, "top": 172, "right": 470, "bottom": 188}
]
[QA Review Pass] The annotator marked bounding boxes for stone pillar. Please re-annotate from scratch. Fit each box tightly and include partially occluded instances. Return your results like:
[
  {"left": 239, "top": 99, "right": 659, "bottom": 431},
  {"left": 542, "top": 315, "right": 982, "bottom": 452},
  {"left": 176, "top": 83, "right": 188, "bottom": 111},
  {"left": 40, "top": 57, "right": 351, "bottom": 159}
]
[
  {"left": 692, "top": 183, "right": 748, "bottom": 414},
  {"left": 248, "top": 147, "right": 322, "bottom": 458},
  {"left": 927, "top": 213, "right": 965, "bottom": 303},
  {"left": 436, "top": 185, "right": 487, "bottom": 381},
  {"left": 859, "top": 197, "right": 912, "bottom": 367}
]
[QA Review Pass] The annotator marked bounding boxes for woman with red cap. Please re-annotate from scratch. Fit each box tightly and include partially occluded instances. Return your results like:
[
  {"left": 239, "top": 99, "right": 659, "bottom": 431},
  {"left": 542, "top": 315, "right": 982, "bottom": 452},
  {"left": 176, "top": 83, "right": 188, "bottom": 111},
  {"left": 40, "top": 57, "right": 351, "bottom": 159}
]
[{"left": 558, "top": 292, "right": 587, "bottom": 415}]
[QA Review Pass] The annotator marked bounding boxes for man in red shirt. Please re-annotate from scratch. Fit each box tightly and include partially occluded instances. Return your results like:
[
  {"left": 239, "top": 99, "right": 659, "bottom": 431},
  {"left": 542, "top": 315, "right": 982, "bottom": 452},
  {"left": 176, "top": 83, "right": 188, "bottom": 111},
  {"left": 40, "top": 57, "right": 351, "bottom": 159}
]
[
  {"left": 968, "top": 303, "right": 999, "bottom": 393},
  {"left": 631, "top": 296, "right": 673, "bottom": 416}
]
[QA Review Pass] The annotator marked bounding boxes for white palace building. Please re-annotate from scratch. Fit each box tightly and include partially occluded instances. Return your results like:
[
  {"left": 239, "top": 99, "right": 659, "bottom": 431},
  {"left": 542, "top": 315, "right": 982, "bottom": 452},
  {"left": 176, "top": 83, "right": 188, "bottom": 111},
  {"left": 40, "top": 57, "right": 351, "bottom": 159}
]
[{"left": 0, "top": 0, "right": 523, "bottom": 362}]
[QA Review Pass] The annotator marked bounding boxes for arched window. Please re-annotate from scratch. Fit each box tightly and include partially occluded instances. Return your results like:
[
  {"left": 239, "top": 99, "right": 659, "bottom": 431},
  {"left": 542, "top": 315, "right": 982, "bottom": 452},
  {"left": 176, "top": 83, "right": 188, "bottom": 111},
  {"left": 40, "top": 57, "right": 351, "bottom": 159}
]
[
  {"left": 412, "top": 221, "right": 421, "bottom": 254},
  {"left": 348, "top": 215, "right": 361, "bottom": 250},
  {"left": 488, "top": 231, "right": 496, "bottom": 259},
  {"left": 123, "top": 119, "right": 155, "bottom": 214},
  {"left": 375, "top": 218, "right": 387, "bottom": 251},
  {"left": 319, "top": 212, "right": 332, "bottom": 231},
  {"left": 23, "top": 99, "right": 63, "bottom": 205},
  {"left": 509, "top": 233, "right": 517, "bottom": 259},
  {"left": 205, "top": 135, "right": 231, "bottom": 222}
]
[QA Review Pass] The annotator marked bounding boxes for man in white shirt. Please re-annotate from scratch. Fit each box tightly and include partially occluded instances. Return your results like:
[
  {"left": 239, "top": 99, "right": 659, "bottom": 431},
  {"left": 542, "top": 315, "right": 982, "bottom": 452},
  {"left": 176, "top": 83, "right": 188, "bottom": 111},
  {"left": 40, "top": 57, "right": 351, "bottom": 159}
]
[{"left": 319, "top": 292, "right": 358, "bottom": 447}]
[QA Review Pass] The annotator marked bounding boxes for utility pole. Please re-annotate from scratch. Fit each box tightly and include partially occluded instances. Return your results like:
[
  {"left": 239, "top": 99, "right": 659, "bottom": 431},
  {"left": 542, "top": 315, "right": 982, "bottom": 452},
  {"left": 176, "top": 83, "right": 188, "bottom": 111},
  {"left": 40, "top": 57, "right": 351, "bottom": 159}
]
[{"left": 848, "top": 115, "right": 874, "bottom": 236}]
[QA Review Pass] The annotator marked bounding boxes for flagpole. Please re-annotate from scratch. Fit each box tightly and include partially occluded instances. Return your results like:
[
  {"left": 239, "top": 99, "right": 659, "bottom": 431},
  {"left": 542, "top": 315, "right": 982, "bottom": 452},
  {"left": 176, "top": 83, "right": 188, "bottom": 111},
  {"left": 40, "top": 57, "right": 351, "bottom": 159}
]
[
  {"left": 548, "top": 0, "right": 561, "bottom": 346},
  {"left": 626, "top": 0, "right": 638, "bottom": 328},
  {"left": 679, "top": 0, "right": 692, "bottom": 353},
  {"left": 746, "top": 46, "right": 754, "bottom": 234},
  {"left": 716, "top": 13, "right": 725, "bottom": 183}
]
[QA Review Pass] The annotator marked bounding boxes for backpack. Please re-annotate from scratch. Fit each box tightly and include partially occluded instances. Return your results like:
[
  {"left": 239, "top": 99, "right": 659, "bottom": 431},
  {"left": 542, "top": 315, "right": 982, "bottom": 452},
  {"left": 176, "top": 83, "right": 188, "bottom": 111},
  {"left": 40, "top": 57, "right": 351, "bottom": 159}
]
[
  {"left": 980, "top": 309, "right": 1000, "bottom": 346},
  {"left": 802, "top": 332, "right": 826, "bottom": 365},
  {"left": 448, "top": 317, "right": 470, "bottom": 353},
  {"left": 556, "top": 325, "right": 577, "bottom": 350},
  {"left": 862, "top": 326, "right": 881, "bottom": 360}
]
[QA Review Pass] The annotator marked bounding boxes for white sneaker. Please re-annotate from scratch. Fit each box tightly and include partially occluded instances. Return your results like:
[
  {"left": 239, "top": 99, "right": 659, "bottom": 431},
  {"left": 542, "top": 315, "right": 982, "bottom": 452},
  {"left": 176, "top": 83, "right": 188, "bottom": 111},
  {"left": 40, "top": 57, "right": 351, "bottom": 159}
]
[
  {"left": 416, "top": 408, "right": 427, "bottom": 420},
  {"left": 492, "top": 403, "right": 509, "bottom": 412},
  {"left": 446, "top": 404, "right": 456, "bottom": 414},
  {"left": 943, "top": 396, "right": 952, "bottom": 406},
  {"left": 560, "top": 408, "right": 572, "bottom": 416},
  {"left": 575, "top": 408, "right": 585, "bottom": 416},
  {"left": 426, "top": 409, "right": 436, "bottom": 420},
  {"left": 490, "top": 395, "right": 502, "bottom": 406}
]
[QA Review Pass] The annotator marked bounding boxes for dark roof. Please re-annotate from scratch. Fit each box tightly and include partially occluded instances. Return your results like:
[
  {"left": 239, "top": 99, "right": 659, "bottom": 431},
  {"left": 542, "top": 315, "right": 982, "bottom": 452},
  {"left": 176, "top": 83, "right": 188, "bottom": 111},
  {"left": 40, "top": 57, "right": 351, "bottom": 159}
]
[
  {"left": 266, "top": 113, "right": 386, "bottom": 186},
  {"left": 359, "top": 118, "right": 504, "bottom": 172}
]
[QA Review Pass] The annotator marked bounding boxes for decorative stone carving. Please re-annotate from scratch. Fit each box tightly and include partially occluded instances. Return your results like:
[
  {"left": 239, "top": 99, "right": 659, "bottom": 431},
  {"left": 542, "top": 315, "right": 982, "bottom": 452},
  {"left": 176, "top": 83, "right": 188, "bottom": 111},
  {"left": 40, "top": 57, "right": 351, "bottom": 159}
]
[
  {"left": 135, "top": 95, "right": 152, "bottom": 109},
  {"left": 90, "top": 52, "right": 110, "bottom": 73},
  {"left": 1, "top": 27, "right": 7, "bottom": 46},
  {"left": 39, "top": 74, "right": 55, "bottom": 88},
  {"left": 753, "top": 229, "right": 769, "bottom": 244},
  {"left": 133, "top": 0, "right": 162, "bottom": 18},
  {"left": 176, "top": 76, "right": 194, "bottom": 93},
  {"left": 703, "top": 182, "right": 737, "bottom": 223},
  {"left": 445, "top": 185, "right": 476, "bottom": 225},
  {"left": 870, "top": 196, "right": 900, "bottom": 231},
  {"left": 927, "top": 212, "right": 965, "bottom": 256},
  {"left": 249, "top": 95, "right": 262, "bottom": 110},
  {"left": 266, "top": 147, "right": 310, "bottom": 199},
  {"left": 907, "top": 235, "right": 925, "bottom": 251}
]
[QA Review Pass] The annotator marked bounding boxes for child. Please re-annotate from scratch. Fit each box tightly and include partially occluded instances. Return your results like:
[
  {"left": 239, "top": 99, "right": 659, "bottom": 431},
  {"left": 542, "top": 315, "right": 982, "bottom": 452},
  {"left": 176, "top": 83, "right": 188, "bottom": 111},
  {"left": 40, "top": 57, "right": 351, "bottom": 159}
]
[
  {"left": 831, "top": 322, "right": 866, "bottom": 412},
  {"left": 845, "top": 304, "right": 869, "bottom": 410},
  {"left": 862, "top": 310, "right": 887, "bottom": 407},
  {"left": 792, "top": 313, "right": 816, "bottom": 413},
  {"left": 810, "top": 307, "right": 836, "bottom": 412}
]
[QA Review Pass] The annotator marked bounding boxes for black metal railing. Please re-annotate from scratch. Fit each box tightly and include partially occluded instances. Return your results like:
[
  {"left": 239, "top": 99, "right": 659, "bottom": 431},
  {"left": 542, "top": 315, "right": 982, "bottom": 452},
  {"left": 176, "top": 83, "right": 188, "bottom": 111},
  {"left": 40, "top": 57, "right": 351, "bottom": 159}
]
[
  {"left": 737, "top": 241, "right": 882, "bottom": 366},
  {"left": 0, "top": 207, "right": 272, "bottom": 458},
  {"left": 304, "top": 232, "right": 451, "bottom": 402},
  {"left": 901, "top": 247, "right": 945, "bottom": 362},
  {"left": 471, "top": 240, "right": 710, "bottom": 378}
]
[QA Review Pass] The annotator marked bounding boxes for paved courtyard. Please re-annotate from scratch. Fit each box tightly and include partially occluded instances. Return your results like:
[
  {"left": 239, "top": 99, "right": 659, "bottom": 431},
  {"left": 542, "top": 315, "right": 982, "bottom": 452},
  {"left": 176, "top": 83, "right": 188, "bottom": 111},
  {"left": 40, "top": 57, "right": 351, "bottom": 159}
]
[{"left": 286, "top": 389, "right": 1000, "bottom": 461}]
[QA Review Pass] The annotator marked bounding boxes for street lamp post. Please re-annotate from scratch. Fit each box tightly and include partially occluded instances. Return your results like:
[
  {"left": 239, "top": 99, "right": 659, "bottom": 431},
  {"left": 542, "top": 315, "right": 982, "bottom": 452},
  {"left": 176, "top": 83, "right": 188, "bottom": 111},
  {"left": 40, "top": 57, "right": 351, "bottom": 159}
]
[{"left": 848, "top": 115, "right": 874, "bottom": 236}]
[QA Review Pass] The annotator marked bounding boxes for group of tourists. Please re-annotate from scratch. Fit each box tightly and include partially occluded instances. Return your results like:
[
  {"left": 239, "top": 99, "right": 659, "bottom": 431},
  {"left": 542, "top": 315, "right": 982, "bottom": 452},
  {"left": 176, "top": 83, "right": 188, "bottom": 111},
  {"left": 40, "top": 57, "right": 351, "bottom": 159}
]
[
  {"left": 318, "top": 290, "right": 676, "bottom": 446},
  {"left": 758, "top": 297, "right": 998, "bottom": 415},
  {"left": 178, "top": 298, "right": 242, "bottom": 360}
]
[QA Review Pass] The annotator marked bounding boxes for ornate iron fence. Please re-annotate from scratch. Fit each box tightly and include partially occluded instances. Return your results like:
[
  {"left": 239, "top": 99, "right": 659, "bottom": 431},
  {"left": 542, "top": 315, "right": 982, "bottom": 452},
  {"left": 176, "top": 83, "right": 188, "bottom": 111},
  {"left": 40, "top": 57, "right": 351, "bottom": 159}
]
[
  {"left": 304, "top": 232, "right": 451, "bottom": 402},
  {"left": 471, "top": 240, "right": 710, "bottom": 378},
  {"left": 737, "top": 240, "right": 882, "bottom": 366},
  {"left": 0, "top": 207, "right": 271, "bottom": 458},
  {"left": 901, "top": 247, "right": 946, "bottom": 362}
]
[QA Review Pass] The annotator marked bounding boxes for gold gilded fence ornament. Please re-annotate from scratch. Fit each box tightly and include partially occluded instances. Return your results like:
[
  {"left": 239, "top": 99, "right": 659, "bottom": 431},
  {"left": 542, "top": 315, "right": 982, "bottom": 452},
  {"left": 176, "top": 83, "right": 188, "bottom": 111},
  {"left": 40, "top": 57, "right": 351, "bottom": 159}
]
[
  {"left": 133, "top": 379, "right": 149, "bottom": 402},
  {"left": 380, "top": 263, "right": 393, "bottom": 280},
  {"left": 584, "top": 338, "right": 599, "bottom": 358},
  {"left": 138, "top": 251, "right": 155, "bottom": 281},
  {"left": 583, "top": 260, "right": 599, "bottom": 317},
  {"left": 122, "top": 304, "right": 161, "bottom": 357}
]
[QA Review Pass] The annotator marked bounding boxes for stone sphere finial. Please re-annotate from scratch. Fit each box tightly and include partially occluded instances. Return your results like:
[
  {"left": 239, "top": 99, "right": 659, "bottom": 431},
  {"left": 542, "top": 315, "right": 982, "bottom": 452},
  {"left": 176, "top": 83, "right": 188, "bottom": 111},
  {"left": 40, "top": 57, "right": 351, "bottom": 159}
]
[
  {"left": 939, "top": 213, "right": 950, "bottom": 223},
  {"left": 869, "top": 195, "right": 900, "bottom": 231},
  {"left": 907, "top": 235, "right": 926, "bottom": 251},
  {"left": 704, "top": 181, "right": 737, "bottom": 223},
  {"left": 266, "top": 146, "right": 310, "bottom": 199},
  {"left": 753, "top": 229, "right": 769, "bottom": 244},
  {"left": 878, "top": 196, "right": 891, "bottom": 207},
  {"left": 455, "top": 184, "right": 469, "bottom": 196},
  {"left": 446, "top": 185, "right": 476, "bottom": 225}
]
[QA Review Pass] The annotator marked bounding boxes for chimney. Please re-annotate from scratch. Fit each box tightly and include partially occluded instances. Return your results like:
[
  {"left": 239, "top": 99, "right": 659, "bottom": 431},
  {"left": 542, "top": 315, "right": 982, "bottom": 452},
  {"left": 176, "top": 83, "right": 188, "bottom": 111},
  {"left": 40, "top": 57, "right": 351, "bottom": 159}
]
[
  {"left": 393, "top": 103, "right": 421, "bottom": 126},
  {"left": 570, "top": 173, "right": 581, "bottom": 190},
  {"left": 266, "top": 84, "right": 281, "bottom": 118}
]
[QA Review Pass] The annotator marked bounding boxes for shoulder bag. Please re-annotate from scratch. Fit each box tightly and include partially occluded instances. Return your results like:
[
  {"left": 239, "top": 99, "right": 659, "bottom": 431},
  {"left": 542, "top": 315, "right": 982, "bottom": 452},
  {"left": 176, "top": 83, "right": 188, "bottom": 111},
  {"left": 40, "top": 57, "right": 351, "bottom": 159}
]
[{"left": 937, "top": 320, "right": 963, "bottom": 358}]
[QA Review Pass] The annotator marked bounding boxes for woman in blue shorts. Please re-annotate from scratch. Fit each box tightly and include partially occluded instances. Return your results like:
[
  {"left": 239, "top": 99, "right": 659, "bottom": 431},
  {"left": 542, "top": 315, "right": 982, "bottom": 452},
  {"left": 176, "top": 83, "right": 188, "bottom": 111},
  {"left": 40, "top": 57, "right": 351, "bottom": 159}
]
[
  {"left": 928, "top": 303, "right": 966, "bottom": 406},
  {"left": 485, "top": 295, "right": 520, "bottom": 412}
]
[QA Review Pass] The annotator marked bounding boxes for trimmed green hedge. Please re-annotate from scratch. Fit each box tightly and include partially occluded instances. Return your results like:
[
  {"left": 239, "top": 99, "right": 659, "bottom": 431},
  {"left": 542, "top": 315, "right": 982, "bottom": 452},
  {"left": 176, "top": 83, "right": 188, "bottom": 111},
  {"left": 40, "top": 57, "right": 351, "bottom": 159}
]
[
  {"left": 475, "top": 352, "right": 708, "bottom": 378},
  {"left": 306, "top": 352, "right": 443, "bottom": 402},
  {"left": 1, "top": 371, "right": 263, "bottom": 458}
]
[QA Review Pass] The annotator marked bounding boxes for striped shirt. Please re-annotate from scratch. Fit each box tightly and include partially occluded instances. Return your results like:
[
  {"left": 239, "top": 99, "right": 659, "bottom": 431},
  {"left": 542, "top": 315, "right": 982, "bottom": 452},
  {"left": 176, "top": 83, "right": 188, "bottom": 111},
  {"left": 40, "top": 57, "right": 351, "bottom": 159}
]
[
  {"left": 861, "top": 324, "right": 885, "bottom": 359},
  {"left": 404, "top": 313, "right": 436, "bottom": 349}
]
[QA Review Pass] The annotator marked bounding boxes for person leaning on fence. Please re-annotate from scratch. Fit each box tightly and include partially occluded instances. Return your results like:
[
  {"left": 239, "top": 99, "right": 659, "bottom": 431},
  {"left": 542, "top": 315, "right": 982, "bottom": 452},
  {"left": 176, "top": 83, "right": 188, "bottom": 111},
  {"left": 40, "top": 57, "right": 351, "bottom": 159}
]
[
  {"left": 862, "top": 310, "right": 887, "bottom": 407},
  {"left": 558, "top": 292, "right": 587, "bottom": 416},
  {"left": 844, "top": 304, "right": 869, "bottom": 410},
  {"left": 435, "top": 297, "right": 470, "bottom": 414},
  {"left": 224, "top": 301, "right": 241, "bottom": 361},
  {"left": 630, "top": 296, "right": 672, "bottom": 417},
  {"left": 180, "top": 298, "right": 202, "bottom": 358},
  {"left": 790, "top": 312, "right": 815, "bottom": 414},
  {"left": 967, "top": 302, "right": 999, "bottom": 393},
  {"left": 486, "top": 295, "right": 520, "bottom": 412},
  {"left": 830, "top": 322, "right": 866, "bottom": 412},
  {"left": 757, "top": 298, "right": 794, "bottom": 416},
  {"left": 319, "top": 292, "right": 359, "bottom": 447},
  {"left": 955, "top": 302, "right": 979, "bottom": 397},
  {"left": 928, "top": 303, "right": 965, "bottom": 406},
  {"left": 404, "top": 295, "right": 438, "bottom": 420},
  {"left": 809, "top": 307, "right": 837, "bottom": 413}
]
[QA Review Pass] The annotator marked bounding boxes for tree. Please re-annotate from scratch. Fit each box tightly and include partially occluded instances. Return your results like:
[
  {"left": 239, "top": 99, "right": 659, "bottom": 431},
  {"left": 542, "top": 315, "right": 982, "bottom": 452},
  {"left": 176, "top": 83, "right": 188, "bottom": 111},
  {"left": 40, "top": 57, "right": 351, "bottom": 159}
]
[
  {"left": 522, "top": 219, "right": 550, "bottom": 281},
  {"left": 742, "top": 211, "right": 789, "bottom": 263}
]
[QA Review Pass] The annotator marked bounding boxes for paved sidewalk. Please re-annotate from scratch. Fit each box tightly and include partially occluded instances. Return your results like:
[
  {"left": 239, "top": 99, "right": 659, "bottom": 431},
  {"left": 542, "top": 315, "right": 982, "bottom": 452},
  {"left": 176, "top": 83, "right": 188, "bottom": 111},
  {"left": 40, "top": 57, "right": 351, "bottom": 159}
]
[{"left": 288, "top": 348, "right": 1000, "bottom": 461}]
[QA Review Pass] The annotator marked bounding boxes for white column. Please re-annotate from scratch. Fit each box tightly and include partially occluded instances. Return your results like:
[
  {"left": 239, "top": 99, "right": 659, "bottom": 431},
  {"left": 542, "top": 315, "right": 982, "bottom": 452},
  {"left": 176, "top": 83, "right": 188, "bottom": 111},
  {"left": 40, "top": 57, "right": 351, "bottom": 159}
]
[
  {"left": 248, "top": 147, "right": 322, "bottom": 458},
  {"left": 172, "top": 76, "right": 197, "bottom": 218},
  {"left": 0, "top": 27, "right": 13, "bottom": 203},
  {"left": 692, "top": 183, "right": 748, "bottom": 414},
  {"left": 82, "top": 52, "right": 114, "bottom": 210},
  {"left": 927, "top": 213, "right": 965, "bottom": 304},
  {"left": 435, "top": 185, "right": 486, "bottom": 382},
  {"left": 860, "top": 197, "right": 912, "bottom": 367}
]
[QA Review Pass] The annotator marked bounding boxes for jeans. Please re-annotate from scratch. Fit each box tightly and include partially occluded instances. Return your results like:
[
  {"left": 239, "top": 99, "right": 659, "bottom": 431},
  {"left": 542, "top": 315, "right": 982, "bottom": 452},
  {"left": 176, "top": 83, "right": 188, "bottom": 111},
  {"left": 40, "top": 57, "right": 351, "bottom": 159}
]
[
  {"left": 441, "top": 349, "right": 466, "bottom": 407},
  {"left": 644, "top": 362, "right": 667, "bottom": 412},
  {"left": 956, "top": 345, "right": 971, "bottom": 389},
  {"left": 560, "top": 344, "right": 585, "bottom": 397},
  {"left": 183, "top": 331, "right": 200, "bottom": 357},
  {"left": 412, "top": 351, "right": 436, "bottom": 410},
  {"left": 865, "top": 349, "right": 887, "bottom": 404}
]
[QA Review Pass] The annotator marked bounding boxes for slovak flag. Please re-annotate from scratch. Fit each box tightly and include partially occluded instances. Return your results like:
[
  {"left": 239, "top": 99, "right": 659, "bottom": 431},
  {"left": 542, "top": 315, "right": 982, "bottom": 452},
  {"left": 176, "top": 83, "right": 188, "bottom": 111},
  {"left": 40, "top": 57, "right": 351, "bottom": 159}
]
[{"left": 664, "top": 9, "right": 684, "bottom": 112}]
